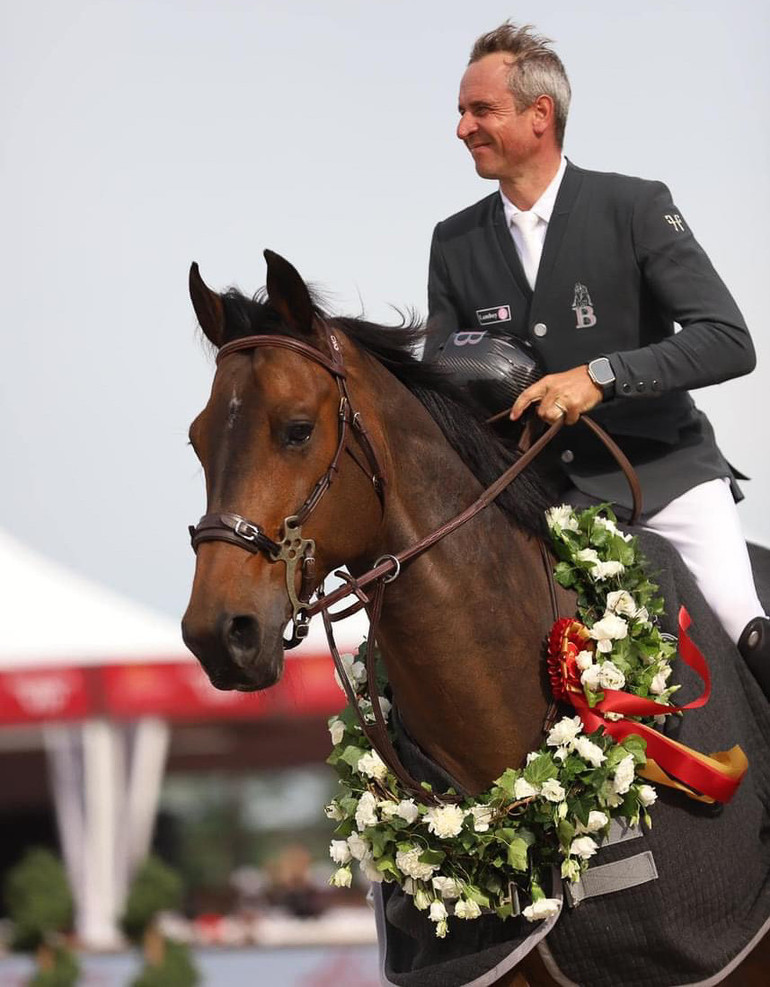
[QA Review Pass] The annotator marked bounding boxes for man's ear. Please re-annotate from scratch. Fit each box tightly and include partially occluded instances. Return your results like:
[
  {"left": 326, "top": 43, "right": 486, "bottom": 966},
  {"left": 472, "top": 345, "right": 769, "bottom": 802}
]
[
  {"left": 189, "top": 263, "right": 225, "bottom": 348},
  {"left": 530, "top": 94, "right": 555, "bottom": 137},
  {"left": 264, "top": 249, "right": 315, "bottom": 335}
]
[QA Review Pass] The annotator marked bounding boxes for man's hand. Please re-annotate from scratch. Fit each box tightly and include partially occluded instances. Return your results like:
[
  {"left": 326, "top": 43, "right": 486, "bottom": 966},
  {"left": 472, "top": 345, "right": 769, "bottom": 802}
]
[{"left": 511, "top": 365, "right": 603, "bottom": 425}]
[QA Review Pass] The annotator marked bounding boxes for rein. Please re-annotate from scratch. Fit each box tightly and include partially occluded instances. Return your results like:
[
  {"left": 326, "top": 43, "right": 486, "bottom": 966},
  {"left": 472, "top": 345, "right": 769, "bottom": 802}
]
[{"left": 189, "top": 328, "right": 643, "bottom": 805}]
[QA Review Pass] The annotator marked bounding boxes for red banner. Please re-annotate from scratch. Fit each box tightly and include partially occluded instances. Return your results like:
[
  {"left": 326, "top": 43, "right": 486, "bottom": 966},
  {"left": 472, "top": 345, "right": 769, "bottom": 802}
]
[{"left": 0, "top": 656, "right": 346, "bottom": 726}]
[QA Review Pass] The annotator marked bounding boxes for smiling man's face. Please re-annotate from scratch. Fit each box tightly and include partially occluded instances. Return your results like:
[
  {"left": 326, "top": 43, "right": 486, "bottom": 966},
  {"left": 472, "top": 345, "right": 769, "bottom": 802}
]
[{"left": 456, "top": 52, "right": 538, "bottom": 183}]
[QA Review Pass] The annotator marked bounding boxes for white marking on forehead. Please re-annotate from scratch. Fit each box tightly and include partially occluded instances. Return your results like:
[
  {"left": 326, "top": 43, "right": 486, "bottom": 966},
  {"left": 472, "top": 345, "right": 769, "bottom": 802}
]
[{"left": 226, "top": 387, "right": 242, "bottom": 430}]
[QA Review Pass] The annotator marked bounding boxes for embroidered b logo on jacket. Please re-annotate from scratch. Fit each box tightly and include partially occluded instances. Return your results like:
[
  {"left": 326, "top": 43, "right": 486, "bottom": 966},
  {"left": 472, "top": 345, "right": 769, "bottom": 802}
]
[{"left": 572, "top": 282, "right": 597, "bottom": 329}]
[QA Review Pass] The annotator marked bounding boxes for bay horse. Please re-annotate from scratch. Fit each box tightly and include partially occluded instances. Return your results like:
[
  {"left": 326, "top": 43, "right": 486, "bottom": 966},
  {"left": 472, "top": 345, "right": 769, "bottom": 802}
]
[{"left": 182, "top": 251, "right": 770, "bottom": 987}]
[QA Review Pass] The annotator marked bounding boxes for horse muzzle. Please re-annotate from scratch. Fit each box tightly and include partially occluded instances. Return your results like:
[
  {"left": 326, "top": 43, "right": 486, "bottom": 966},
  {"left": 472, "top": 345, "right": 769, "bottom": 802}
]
[{"left": 181, "top": 608, "right": 284, "bottom": 691}]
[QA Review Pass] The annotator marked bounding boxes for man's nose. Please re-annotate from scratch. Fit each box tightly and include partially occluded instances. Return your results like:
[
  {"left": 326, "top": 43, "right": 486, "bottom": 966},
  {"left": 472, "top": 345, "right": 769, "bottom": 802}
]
[{"left": 457, "top": 112, "right": 476, "bottom": 141}]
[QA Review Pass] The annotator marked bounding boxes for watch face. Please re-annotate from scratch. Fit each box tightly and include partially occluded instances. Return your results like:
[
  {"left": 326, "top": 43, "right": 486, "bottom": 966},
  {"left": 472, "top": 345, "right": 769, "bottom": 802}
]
[{"left": 590, "top": 358, "right": 614, "bottom": 385}]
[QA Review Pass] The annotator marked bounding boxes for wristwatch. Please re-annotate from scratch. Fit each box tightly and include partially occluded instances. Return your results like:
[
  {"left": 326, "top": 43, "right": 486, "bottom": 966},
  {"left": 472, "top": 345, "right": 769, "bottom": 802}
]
[{"left": 587, "top": 357, "right": 616, "bottom": 400}]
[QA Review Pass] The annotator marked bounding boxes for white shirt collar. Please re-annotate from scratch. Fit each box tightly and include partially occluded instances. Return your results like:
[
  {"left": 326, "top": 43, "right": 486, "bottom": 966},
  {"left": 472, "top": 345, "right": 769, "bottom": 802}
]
[{"left": 500, "top": 155, "right": 567, "bottom": 227}]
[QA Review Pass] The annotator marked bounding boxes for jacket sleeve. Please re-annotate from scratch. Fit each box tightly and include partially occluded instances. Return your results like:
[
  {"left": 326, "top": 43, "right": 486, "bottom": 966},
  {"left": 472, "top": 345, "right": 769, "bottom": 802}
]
[
  {"left": 606, "top": 181, "right": 755, "bottom": 398},
  {"left": 425, "top": 224, "right": 461, "bottom": 361}
]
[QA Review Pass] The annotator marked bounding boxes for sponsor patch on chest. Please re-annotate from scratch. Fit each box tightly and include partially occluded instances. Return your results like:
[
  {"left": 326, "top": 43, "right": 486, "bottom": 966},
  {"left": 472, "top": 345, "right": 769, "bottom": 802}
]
[
  {"left": 572, "top": 282, "right": 598, "bottom": 329},
  {"left": 476, "top": 304, "right": 512, "bottom": 326}
]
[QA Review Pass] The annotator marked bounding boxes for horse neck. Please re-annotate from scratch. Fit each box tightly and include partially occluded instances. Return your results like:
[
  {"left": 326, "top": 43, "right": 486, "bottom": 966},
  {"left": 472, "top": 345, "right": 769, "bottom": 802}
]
[{"left": 355, "top": 364, "right": 565, "bottom": 795}]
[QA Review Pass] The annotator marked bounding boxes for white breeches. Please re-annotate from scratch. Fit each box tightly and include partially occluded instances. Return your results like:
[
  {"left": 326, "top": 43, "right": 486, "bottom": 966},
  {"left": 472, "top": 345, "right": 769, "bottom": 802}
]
[{"left": 642, "top": 477, "right": 765, "bottom": 644}]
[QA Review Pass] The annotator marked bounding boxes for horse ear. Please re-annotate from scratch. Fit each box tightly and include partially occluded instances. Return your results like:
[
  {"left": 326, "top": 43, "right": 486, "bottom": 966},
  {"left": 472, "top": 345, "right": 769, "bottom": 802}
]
[
  {"left": 264, "top": 249, "right": 315, "bottom": 335},
  {"left": 189, "top": 262, "right": 225, "bottom": 348}
]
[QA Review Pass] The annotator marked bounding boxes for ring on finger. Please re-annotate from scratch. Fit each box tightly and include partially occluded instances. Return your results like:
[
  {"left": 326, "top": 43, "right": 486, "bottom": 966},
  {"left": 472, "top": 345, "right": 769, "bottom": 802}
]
[{"left": 554, "top": 401, "right": 567, "bottom": 416}]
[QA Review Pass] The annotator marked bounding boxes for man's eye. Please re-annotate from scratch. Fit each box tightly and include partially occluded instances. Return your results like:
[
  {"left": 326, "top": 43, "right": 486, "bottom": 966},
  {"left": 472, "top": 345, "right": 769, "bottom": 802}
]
[{"left": 285, "top": 422, "right": 314, "bottom": 446}]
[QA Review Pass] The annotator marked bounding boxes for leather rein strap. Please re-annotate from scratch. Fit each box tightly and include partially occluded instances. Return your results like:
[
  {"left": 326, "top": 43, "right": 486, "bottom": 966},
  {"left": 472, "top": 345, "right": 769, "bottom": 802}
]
[{"left": 188, "top": 329, "right": 643, "bottom": 804}]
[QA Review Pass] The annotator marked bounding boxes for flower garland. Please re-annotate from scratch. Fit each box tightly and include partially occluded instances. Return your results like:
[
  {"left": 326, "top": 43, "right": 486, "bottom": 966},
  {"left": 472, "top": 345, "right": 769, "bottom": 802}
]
[{"left": 325, "top": 504, "right": 678, "bottom": 937}]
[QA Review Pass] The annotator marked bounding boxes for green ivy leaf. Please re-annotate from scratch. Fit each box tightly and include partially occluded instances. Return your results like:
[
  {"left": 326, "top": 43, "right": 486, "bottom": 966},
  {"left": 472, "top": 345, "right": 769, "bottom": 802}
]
[{"left": 507, "top": 837, "right": 529, "bottom": 871}]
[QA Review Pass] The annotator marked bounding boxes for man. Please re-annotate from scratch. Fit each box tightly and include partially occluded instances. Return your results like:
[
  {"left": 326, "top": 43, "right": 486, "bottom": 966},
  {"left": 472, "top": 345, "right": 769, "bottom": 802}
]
[{"left": 427, "top": 21, "right": 770, "bottom": 694}]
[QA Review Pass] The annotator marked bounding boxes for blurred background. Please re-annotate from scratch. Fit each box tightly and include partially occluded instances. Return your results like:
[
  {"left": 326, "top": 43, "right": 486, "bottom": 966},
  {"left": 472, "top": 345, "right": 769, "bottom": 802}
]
[{"left": 1, "top": 0, "right": 768, "bottom": 983}]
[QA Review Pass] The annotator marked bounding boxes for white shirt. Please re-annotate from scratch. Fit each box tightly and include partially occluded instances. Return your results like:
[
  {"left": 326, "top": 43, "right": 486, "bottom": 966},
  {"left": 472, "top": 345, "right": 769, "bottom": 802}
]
[{"left": 500, "top": 156, "right": 567, "bottom": 282}]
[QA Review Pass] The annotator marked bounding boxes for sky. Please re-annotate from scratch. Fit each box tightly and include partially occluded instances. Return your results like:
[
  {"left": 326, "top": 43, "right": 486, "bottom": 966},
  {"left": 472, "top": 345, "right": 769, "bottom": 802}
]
[{"left": 2, "top": 0, "right": 769, "bottom": 622}]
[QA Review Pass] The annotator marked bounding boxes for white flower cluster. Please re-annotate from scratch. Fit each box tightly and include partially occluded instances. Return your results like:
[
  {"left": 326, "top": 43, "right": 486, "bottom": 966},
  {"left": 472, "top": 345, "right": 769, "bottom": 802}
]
[{"left": 325, "top": 507, "right": 672, "bottom": 938}]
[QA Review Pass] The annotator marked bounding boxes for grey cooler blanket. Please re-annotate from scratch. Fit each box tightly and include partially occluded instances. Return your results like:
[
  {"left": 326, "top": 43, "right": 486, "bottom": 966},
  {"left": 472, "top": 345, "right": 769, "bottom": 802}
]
[{"left": 375, "top": 531, "right": 770, "bottom": 987}]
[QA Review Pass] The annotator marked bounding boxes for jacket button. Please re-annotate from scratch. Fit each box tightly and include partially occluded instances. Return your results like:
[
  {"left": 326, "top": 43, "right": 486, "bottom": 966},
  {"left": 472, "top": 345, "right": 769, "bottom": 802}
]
[
  {"left": 651, "top": 379, "right": 660, "bottom": 391},
  {"left": 533, "top": 323, "right": 548, "bottom": 337},
  {"left": 622, "top": 382, "right": 631, "bottom": 393},
  {"left": 636, "top": 381, "right": 646, "bottom": 392},
  {"left": 561, "top": 450, "right": 574, "bottom": 464}
]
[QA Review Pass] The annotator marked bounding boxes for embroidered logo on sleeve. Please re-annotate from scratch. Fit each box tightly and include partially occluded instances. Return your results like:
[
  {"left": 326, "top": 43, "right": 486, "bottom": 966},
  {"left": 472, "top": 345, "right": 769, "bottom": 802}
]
[
  {"left": 475, "top": 304, "right": 511, "bottom": 326},
  {"left": 664, "top": 213, "right": 686, "bottom": 233},
  {"left": 572, "top": 283, "right": 597, "bottom": 329}
]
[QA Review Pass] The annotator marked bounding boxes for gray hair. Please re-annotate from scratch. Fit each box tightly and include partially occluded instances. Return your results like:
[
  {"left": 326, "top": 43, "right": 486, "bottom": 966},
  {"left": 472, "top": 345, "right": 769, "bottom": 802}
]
[{"left": 469, "top": 22, "right": 571, "bottom": 147}]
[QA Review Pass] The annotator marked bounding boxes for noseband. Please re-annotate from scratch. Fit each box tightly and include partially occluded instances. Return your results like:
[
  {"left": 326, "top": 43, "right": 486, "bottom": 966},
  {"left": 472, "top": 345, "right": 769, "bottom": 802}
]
[{"left": 188, "top": 328, "right": 387, "bottom": 648}]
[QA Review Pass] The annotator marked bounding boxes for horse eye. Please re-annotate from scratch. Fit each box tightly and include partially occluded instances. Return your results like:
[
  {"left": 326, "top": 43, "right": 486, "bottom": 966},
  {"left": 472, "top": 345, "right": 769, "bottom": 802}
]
[{"left": 285, "top": 422, "right": 314, "bottom": 446}]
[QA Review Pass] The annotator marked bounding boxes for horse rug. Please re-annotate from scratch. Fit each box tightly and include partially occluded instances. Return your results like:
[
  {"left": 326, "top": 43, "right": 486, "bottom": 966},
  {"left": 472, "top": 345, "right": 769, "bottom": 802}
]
[{"left": 373, "top": 531, "right": 770, "bottom": 987}]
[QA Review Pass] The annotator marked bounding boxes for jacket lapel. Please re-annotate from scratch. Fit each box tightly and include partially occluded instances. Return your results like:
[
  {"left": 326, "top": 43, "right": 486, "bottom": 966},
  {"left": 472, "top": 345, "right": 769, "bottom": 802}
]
[{"left": 534, "top": 162, "right": 583, "bottom": 292}]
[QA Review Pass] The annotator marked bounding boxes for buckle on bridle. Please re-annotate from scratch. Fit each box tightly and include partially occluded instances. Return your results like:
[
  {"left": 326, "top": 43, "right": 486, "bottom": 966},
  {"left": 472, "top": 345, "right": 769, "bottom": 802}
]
[{"left": 234, "top": 519, "right": 260, "bottom": 542}]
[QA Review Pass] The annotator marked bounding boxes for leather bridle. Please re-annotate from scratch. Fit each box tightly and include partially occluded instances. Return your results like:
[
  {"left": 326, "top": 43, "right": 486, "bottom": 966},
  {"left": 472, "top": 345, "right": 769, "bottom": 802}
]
[
  {"left": 189, "top": 327, "right": 387, "bottom": 648},
  {"left": 189, "top": 325, "right": 643, "bottom": 804}
]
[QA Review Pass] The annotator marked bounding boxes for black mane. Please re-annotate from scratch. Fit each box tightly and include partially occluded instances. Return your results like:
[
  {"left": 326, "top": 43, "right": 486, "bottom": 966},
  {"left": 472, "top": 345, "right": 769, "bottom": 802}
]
[{"left": 216, "top": 288, "right": 552, "bottom": 537}]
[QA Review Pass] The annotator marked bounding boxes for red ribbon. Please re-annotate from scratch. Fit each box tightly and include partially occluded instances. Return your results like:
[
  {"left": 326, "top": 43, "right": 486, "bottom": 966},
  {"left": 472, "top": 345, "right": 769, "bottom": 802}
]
[{"left": 553, "top": 607, "right": 746, "bottom": 804}]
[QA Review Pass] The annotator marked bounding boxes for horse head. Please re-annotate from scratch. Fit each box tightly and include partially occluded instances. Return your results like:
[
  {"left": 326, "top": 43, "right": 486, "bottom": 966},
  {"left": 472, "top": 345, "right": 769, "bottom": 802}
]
[{"left": 182, "top": 251, "right": 386, "bottom": 691}]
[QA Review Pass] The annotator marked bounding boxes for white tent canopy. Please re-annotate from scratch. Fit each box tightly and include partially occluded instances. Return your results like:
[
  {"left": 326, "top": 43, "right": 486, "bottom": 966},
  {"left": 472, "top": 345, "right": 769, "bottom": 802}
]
[{"left": 0, "top": 528, "right": 366, "bottom": 669}]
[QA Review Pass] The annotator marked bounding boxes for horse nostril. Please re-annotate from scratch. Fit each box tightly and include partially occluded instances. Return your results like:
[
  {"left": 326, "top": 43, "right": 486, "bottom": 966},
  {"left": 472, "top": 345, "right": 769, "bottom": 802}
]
[{"left": 223, "top": 614, "right": 261, "bottom": 664}]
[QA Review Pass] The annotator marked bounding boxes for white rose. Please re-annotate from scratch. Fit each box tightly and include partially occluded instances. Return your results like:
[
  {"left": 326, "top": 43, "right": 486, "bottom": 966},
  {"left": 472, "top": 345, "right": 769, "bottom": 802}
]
[
  {"left": 378, "top": 696, "right": 392, "bottom": 720},
  {"left": 355, "top": 791, "right": 378, "bottom": 830},
  {"left": 431, "top": 876, "right": 461, "bottom": 899},
  {"left": 346, "top": 833, "right": 371, "bottom": 862},
  {"left": 580, "top": 664, "right": 604, "bottom": 691},
  {"left": 541, "top": 778, "right": 566, "bottom": 803},
  {"left": 594, "top": 515, "right": 632, "bottom": 542},
  {"left": 605, "top": 590, "right": 637, "bottom": 617},
  {"left": 429, "top": 900, "right": 448, "bottom": 922},
  {"left": 591, "top": 613, "right": 629, "bottom": 644},
  {"left": 635, "top": 607, "right": 650, "bottom": 624},
  {"left": 324, "top": 802, "right": 344, "bottom": 821},
  {"left": 526, "top": 751, "right": 542, "bottom": 765},
  {"left": 569, "top": 836, "right": 598, "bottom": 859},
  {"left": 598, "top": 661, "right": 626, "bottom": 691},
  {"left": 469, "top": 805, "right": 494, "bottom": 832},
  {"left": 329, "top": 840, "right": 352, "bottom": 864},
  {"left": 612, "top": 754, "right": 636, "bottom": 795},
  {"left": 360, "top": 857, "right": 384, "bottom": 883},
  {"left": 546, "top": 505, "right": 579, "bottom": 532},
  {"left": 576, "top": 810, "right": 609, "bottom": 834},
  {"left": 330, "top": 866, "right": 352, "bottom": 888},
  {"left": 395, "top": 799, "right": 419, "bottom": 824},
  {"left": 334, "top": 652, "right": 368, "bottom": 691},
  {"left": 434, "top": 919, "right": 448, "bottom": 939},
  {"left": 572, "top": 736, "right": 606, "bottom": 768},
  {"left": 357, "top": 751, "right": 388, "bottom": 781},
  {"left": 650, "top": 665, "right": 672, "bottom": 695},
  {"left": 554, "top": 747, "right": 570, "bottom": 763},
  {"left": 454, "top": 899, "right": 482, "bottom": 920},
  {"left": 523, "top": 897, "right": 561, "bottom": 922},
  {"left": 546, "top": 715, "right": 582, "bottom": 747},
  {"left": 591, "top": 560, "right": 625, "bottom": 581},
  {"left": 329, "top": 718, "right": 345, "bottom": 746},
  {"left": 577, "top": 548, "right": 600, "bottom": 565},
  {"left": 576, "top": 649, "right": 594, "bottom": 671},
  {"left": 396, "top": 847, "right": 439, "bottom": 882},
  {"left": 424, "top": 805, "right": 466, "bottom": 838},
  {"left": 638, "top": 784, "right": 658, "bottom": 807},
  {"left": 379, "top": 800, "right": 399, "bottom": 819}
]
